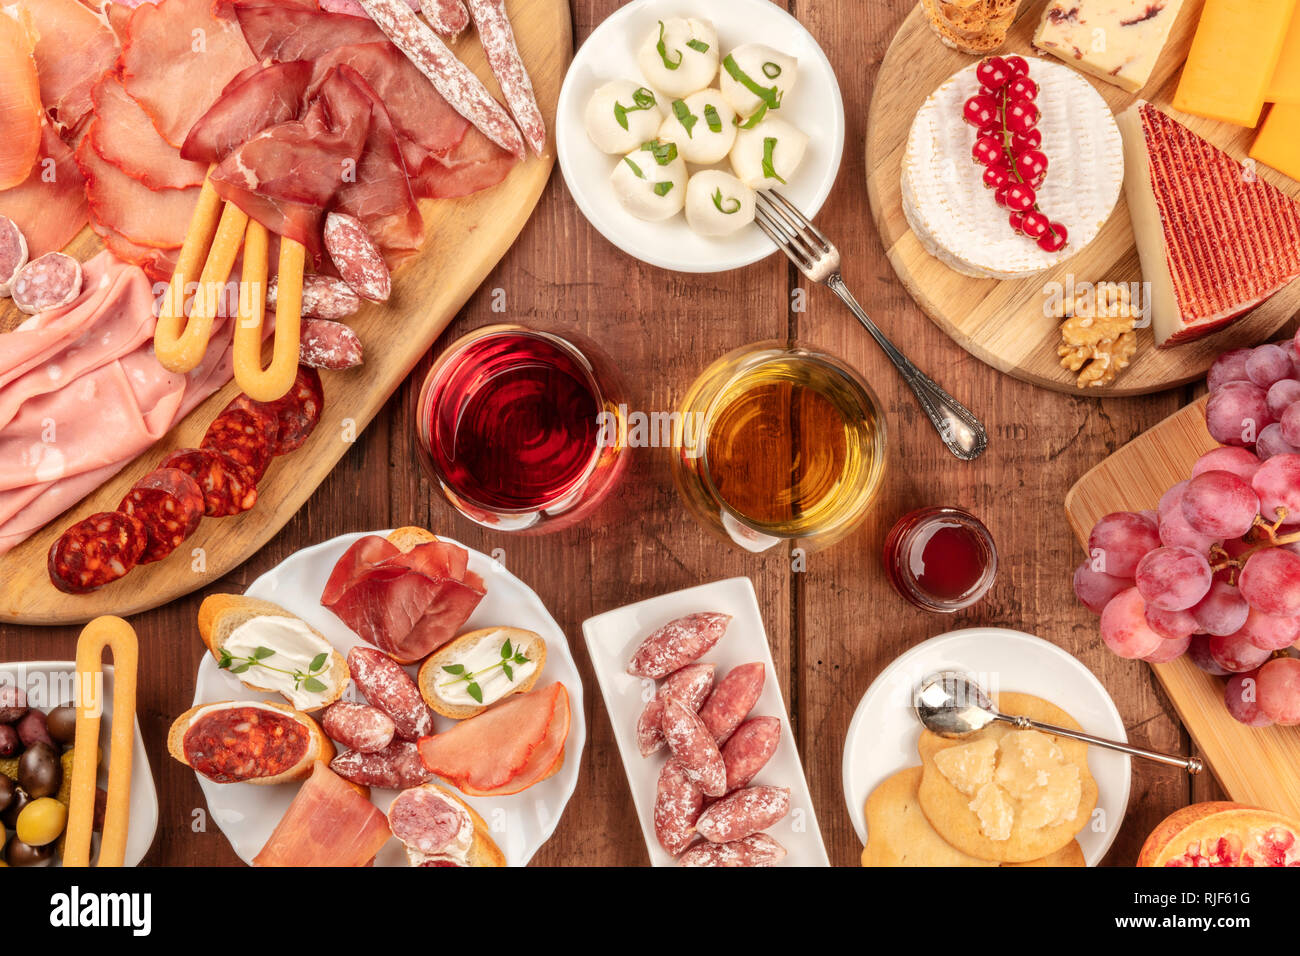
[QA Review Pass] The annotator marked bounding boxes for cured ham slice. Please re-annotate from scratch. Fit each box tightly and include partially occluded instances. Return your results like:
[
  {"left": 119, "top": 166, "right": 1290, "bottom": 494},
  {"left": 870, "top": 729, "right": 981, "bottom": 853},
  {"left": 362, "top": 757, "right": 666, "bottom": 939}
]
[
  {"left": 235, "top": 3, "right": 393, "bottom": 60},
  {"left": 253, "top": 762, "right": 391, "bottom": 867},
  {"left": 90, "top": 221, "right": 178, "bottom": 284},
  {"left": 417, "top": 684, "right": 569, "bottom": 795},
  {"left": 120, "top": 0, "right": 256, "bottom": 147},
  {"left": 0, "top": 9, "right": 42, "bottom": 191},
  {"left": 76, "top": 133, "right": 199, "bottom": 250},
  {"left": 0, "top": 123, "right": 88, "bottom": 258},
  {"left": 181, "top": 60, "right": 314, "bottom": 165},
  {"left": 90, "top": 76, "right": 207, "bottom": 190},
  {"left": 24, "top": 0, "right": 117, "bottom": 132},
  {"left": 416, "top": 125, "right": 516, "bottom": 200}
]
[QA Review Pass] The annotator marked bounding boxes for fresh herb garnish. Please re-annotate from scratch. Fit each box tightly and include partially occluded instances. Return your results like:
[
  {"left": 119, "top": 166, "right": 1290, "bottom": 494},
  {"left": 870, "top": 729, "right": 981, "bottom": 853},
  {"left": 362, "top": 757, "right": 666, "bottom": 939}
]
[
  {"left": 654, "top": 181, "right": 674, "bottom": 196},
  {"left": 440, "top": 639, "right": 531, "bottom": 706},
  {"left": 641, "top": 139, "right": 678, "bottom": 165},
  {"left": 686, "top": 38, "right": 710, "bottom": 53},
  {"left": 734, "top": 102, "right": 769, "bottom": 129},
  {"left": 655, "top": 20, "right": 682, "bottom": 70},
  {"left": 762, "top": 61, "right": 782, "bottom": 78},
  {"left": 624, "top": 156, "right": 645, "bottom": 178},
  {"left": 711, "top": 188, "right": 741, "bottom": 214},
  {"left": 613, "top": 87, "right": 657, "bottom": 131},
  {"left": 723, "top": 54, "right": 782, "bottom": 110},
  {"left": 217, "top": 646, "right": 330, "bottom": 694},
  {"left": 672, "top": 99, "right": 698, "bottom": 137},
  {"left": 704, "top": 104, "right": 722, "bottom": 133},
  {"left": 761, "top": 136, "right": 786, "bottom": 184}
]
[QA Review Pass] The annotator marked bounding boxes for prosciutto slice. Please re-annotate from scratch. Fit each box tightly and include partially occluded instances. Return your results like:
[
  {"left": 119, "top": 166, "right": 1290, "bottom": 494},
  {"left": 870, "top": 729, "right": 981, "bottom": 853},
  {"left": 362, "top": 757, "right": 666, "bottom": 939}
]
[
  {"left": 416, "top": 684, "right": 568, "bottom": 795},
  {"left": 25, "top": 0, "right": 117, "bottom": 132},
  {"left": 120, "top": 0, "right": 256, "bottom": 146},
  {"left": 415, "top": 124, "right": 516, "bottom": 200},
  {"left": 0, "top": 8, "right": 42, "bottom": 191},
  {"left": 90, "top": 75, "right": 207, "bottom": 190},
  {"left": 76, "top": 133, "right": 199, "bottom": 249},
  {"left": 235, "top": 3, "right": 393, "bottom": 60},
  {"left": 181, "top": 60, "right": 314, "bottom": 165},
  {"left": 0, "top": 123, "right": 88, "bottom": 258},
  {"left": 253, "top": 762, "right": 391, "bottom": 867}
]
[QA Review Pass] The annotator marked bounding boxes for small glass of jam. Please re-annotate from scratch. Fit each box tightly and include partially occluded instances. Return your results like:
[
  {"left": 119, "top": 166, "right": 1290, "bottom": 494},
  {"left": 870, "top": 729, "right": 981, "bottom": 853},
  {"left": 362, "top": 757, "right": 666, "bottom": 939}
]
[{"left": 883, "top": 507, "right": 997, "bottom": 612}]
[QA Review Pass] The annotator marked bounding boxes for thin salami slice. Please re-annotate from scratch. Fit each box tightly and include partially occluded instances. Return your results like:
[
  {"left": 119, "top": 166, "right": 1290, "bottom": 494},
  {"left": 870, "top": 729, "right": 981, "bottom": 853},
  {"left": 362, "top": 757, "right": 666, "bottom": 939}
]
[
  {"left": 11, "top": 253, "right": 82, "bottom": 315},
  {"left": 231, "top": 366, "right": 324, "bottom": 455},
  {"left": 160, "top": 448, "right": 258, "bottom": 518},
  {"left": 117, "top": 467, "right": 205, "bottom": 563},
  {"left": 47, "top": 511, "right": 147, "bottom": 594},
  {"left": 0, "top": 215, "right": 29, "bottom": 298},
  {"left": 202, "top": 405, "right": 277, "bottom": 483}
]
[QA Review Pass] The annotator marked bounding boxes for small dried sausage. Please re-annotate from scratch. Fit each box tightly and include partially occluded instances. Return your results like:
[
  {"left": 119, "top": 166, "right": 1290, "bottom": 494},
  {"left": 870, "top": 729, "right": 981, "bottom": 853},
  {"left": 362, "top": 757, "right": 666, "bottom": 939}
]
[
  {"left": 270, "top": 273, "right": 360, "bottom": 320},
  {"left": 322, "top": 701, "right": 395, "bottom": 753},
  {"left": 661, "top": 697, "right": 726, "bottom": 797},
  {"left": 324, "top": 212, "right": 390, "bottom": 302},
  {"left": 627, "top": 611, "right": 731, "bottom": 679},
  {"left": 299, "top": 318, "right": 363, "bottom": 370},
  {"left": 699, "top": 662, "right": 765, "bottom": 744},
  {"left": 678, "top": 833, "right": 787, "bottom": 867},
  {"left": 0, "top": 215, "right": 29, "bottom": 297},
  {"left": 347, "top": 646, "right": 434, "bottom": 740},
  {"left": 653, "top": 758, "right": 704, "bottom": 856},
  {"left": 635, "top": 662, "right": 714, "bottom": 758},
  {"left": 696, "top": 786, "right": 790, "bottom": 843},
  {"left": 721, "top": 716, "right": 781, "bottom": 791},
  {"left": 331, "top": 740, "right": 428, "bottom": 789}
]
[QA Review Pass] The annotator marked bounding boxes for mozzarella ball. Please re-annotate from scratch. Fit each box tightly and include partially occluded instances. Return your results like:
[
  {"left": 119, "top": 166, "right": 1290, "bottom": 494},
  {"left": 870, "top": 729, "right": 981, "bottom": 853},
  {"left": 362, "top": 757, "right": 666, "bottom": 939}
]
[
  {"left": 685, "top": 170, "right": 755, "bottom": 237},
  {"left": 636, "top": 17, "right": 718, "bottom": 98},
  {"left": 720, "top": 43, "right": 798, "bottom": 120},
  {"left": 657, "top": 89, "right": 737, "bottom": 165},
  {"left": 585, "top": 80, "right": 664, "bottom": 154},
  {"left": 610, "top": 140, "right": 688, "bottom": 221},
  {"left": 730, "top": 117, "right": 809, "bottom": 191}
]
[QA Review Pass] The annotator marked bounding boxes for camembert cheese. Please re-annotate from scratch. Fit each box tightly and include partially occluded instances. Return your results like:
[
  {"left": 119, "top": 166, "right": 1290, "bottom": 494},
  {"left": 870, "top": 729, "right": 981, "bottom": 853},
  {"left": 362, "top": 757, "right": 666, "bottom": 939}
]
[
  {"left": 901, "top": 57, "right": 1123, "bottom": 280},
  {"left": 1033, "top": 0, "right": 1185, "bottom": 94}
]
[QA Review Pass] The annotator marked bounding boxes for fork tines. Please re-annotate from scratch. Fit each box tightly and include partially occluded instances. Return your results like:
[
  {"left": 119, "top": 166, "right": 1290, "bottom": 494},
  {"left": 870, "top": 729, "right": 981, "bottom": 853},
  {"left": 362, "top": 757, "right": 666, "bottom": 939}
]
[{"left": 753, "top": 190, "right": 836, "bottom": 276}]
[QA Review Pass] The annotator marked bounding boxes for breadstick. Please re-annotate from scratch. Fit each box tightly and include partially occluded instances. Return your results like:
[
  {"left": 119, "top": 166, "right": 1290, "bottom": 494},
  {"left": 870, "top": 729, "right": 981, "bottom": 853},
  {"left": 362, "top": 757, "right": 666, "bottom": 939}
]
[
  {"left": 234, "top": 233, "right": 304, "bottom": 401},
  {"left": 155, "top": 176, "right": 222, "bottom": 372},
  {"left": 63, "top": 616, "right": 138, "bottom": 868}
]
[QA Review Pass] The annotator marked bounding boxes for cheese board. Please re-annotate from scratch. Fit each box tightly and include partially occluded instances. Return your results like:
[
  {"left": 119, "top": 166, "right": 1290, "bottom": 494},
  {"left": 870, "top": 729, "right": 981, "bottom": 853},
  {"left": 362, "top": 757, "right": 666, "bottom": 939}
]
[
  {"left": 866, "top": 0, "right": 1300, "bottom": 396},
  {"left": 1065, "top": 395, "right": 1300, "bottom": 818},
  {"left": 0, "top": 0, "right": 570, "bottom": 625}
]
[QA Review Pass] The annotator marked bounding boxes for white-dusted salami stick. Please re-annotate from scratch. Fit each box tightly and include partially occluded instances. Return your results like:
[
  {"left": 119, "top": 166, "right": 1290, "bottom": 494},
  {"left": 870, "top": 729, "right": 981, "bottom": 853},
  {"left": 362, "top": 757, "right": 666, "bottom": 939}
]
[
  {"left": 425, "top": 0, "right": 470, "bottom": 36},
  {"left": 356, "top": 0, "right": 525, "bottom": 157},
  {"left": 464, "top": 0, "right": 545, "bottom": 156}
]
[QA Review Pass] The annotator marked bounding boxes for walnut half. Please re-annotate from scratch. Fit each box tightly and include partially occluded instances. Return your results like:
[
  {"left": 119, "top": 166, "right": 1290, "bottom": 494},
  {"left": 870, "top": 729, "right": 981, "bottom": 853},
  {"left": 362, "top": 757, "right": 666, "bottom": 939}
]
[{"left": 1055, "top": 283, "right": 1139, "bottom": 388}]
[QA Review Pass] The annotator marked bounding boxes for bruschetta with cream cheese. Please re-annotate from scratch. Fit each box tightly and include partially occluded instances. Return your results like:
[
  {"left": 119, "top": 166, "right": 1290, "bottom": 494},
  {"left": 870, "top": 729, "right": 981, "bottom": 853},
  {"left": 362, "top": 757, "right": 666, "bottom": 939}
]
[{"left": 417, "top": 626, "right": 547, "bottom": 719}]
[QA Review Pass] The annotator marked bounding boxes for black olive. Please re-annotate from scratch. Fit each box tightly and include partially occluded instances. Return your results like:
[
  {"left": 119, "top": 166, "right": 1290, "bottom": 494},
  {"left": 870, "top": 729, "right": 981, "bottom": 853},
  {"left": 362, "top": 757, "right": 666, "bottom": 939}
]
[
  {"left": 5, "top": 837, "right": 54, "bottom": 867},
  {"left": 17, "top": 742, "right": 61, "bottom": 799},
  {"left": 46, "top": 706, "right": 77, "bottom": 745},
  {"left": 0, "top": 775, "right": 13, "bottom": 815},
  {"left": 1, "top": 786, "right": 30, "bottom": 829}
]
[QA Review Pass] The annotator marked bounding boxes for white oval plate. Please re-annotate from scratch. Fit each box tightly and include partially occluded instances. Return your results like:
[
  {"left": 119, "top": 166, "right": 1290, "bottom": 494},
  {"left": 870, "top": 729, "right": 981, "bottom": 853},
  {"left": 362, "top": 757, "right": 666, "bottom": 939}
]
[
  {"left": 841, "top": 627, "right": 1131, "bottom": 867},
  {"left": 556, "top": 0, "right": 845, "bottom": 273},
  {"left": 190, "top": 531, "right": 586, "bottom": 867},
  {"left": 0, "top": 661, "right": 157, "bottom": 866}
]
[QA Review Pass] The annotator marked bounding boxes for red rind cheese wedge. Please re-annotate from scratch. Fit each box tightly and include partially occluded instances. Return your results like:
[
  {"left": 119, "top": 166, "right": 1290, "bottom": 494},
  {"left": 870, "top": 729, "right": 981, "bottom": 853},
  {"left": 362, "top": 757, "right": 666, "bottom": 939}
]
[
  {"left": 1118, "top": 101, "right": 1300, "bottom": 347},
  {"left": 417, "top": 683, "right": 569, "bottom": 795},
  {"left": 253, "top": 762, "right": 391, "bottom": 867}
]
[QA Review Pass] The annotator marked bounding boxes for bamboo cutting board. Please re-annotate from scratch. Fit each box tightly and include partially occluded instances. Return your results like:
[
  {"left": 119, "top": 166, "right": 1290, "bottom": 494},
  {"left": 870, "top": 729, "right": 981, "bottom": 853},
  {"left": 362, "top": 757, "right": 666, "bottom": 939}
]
[
  {"left": 0, "top": 0, "right": 571, "bottom": 624},
  {"left": 1065, "top": 398, "right": 1300, "bottom": 817},
  {"left": 866, "top": 0, "right": 1300, "bottom": 396}
]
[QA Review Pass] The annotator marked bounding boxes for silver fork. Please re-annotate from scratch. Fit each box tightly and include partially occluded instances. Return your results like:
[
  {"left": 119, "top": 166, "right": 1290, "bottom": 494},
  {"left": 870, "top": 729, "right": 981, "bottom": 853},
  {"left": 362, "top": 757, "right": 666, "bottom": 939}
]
[{"left": 754, "top": 190, "right": 987, "bottom": 461}]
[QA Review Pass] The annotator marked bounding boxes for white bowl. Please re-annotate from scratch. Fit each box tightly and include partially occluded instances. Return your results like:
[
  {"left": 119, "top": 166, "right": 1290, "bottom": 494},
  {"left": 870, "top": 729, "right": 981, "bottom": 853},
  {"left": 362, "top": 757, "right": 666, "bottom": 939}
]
[
  {"left": 841, "top": 627, "right": 1132, "bottom": 866},
  {"left": 189, "top": 531, "right": 586, "bottom": 867},
  {"left": 556, "top": 0, "right": 845, "bottom": 273}
]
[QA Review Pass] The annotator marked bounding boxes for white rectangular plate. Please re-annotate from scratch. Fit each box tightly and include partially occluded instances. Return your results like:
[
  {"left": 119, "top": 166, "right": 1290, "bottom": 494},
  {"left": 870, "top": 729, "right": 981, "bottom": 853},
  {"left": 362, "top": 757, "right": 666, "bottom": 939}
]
[{"left": 583, "top": 576, "right": 829, "bottom": 866}]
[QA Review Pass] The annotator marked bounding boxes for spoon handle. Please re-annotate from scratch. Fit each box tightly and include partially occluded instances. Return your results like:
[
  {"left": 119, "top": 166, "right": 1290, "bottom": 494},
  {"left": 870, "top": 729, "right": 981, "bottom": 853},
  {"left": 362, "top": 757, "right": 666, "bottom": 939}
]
[{"left": 995, "top": 714, "right": 1204, "bottom": 775}]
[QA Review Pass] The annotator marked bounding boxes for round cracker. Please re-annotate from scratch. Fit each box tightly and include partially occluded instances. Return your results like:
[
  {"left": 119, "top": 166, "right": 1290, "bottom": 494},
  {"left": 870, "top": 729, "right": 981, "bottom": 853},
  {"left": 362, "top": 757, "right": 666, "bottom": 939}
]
[{"left": 861, "top": 767, "right": 999, "bottom": 867}]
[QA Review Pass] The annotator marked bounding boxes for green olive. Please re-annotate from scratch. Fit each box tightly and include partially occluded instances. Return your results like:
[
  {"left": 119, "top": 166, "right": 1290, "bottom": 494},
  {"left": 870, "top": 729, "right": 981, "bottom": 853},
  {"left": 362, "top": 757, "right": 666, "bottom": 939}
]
[{"left": 15, "top": 797, "right": 66, "bottom": 847}]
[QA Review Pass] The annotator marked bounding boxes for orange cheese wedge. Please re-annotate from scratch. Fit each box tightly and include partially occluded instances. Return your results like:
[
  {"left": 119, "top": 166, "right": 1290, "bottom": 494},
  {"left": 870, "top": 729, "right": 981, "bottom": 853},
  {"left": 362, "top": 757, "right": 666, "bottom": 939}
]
[
  {"left": 1266, "top": 12, "right": 1300, "bottom": 104},
  {"left": 457, "top": 687, "right": 571, "bottom": 797},
  {"left": 0, "top": 9, "right": 42, "bottom": 190},
  {"left": 1252, "top": 102, "right": 1300, "bottom": 182}
]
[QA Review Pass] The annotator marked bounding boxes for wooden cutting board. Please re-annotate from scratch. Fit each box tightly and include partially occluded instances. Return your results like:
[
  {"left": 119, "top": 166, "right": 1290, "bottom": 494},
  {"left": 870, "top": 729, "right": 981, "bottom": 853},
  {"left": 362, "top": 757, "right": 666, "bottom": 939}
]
[
  {"left": 1065, "top": 398, "right": 1300, "bottom": 817},
  {"left": 0, "top": 0, "right": 571, "bottom": 625},
  {"left": 866, "top": 0, "right": 1300, "bottom": 396}
]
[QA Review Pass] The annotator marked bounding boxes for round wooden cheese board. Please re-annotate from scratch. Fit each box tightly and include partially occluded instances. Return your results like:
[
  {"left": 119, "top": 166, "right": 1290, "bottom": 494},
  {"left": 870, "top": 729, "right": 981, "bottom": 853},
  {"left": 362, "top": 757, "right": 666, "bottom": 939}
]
[{"left": 866, "top": 0, "right": 1300, "bottom": 397}]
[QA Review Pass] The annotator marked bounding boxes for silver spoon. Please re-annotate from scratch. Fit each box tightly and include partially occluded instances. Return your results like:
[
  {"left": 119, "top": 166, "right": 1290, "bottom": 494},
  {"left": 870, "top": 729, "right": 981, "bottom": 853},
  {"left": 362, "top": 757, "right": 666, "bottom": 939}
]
[{"left": 913, "top": 671, "right": 1203, "bottom": 775}]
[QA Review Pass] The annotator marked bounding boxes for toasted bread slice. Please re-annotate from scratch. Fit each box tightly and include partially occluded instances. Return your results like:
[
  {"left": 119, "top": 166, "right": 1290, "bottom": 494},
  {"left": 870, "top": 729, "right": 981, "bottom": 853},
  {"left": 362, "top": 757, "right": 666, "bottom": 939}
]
[
  {"left": 388, "top": 526, "right": 439, "bottom": 552},
  {"left": 198, "top": 594, "right": 348, "bottom": 711},
  {"left": 417, "top": 626, "right": 547, "bottom": 719},
  {"left": 389, "top": 782, "right": 506, "bottom": 867},
  {"left": 167, "top": 700, "right": 333, "bottom": 785}
]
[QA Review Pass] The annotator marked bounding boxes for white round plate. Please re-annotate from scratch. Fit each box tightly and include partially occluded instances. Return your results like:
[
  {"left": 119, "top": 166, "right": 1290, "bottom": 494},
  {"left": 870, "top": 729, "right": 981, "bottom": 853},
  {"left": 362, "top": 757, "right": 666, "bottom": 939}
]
[
  {"left": 556, "top": 0, "right": 845, "bottom": 273},
  {"left": 191, "top": 531, "right": 586, "bottom": 867},
  {"left": 842, "top": 627, "right": 1131, "bottom": 866}
]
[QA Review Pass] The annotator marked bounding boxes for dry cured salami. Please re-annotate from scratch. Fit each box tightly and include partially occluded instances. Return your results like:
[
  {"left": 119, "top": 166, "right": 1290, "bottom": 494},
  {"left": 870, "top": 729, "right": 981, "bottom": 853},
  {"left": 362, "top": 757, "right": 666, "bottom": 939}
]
[
  {"left": 117, "top": 467, "right": 205, "bottom": 563},
  {"left": 159, "top": 447, "right": 258, "bottom": 518},
  {"left": 182, "top": 706, "right": 310, "bottom": 783},
  {"left": 231, "top": 366, "right": 324, "bottom": 455},
  {"left": 201, "top": 404, "right": 277, "bottom": 483},
  {"left": 47, "top": 511, "right": 147, "bottom": 594},
  {"left": 330, "top": 740, "right": 428, "bottom": 789},
  {"left": 270, "top": 273, "right": 360, "bottom": 320},
  {"left": 324, "top": 212, "right": 391, "bottom": 302},
  {"left": 11, "top": 252, "right": 82, "bottom": 315},
  {"left": 0, "top": 215, "right": 29, "bottom": 298},
  {"left": 299, "top": 318, "right": 363, "bottom": 370}
]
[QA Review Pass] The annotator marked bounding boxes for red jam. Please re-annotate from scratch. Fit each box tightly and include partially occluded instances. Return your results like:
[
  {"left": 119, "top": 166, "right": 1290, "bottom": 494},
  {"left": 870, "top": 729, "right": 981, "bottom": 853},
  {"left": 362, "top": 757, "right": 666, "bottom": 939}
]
[{"left": 884, "top": 507, "right": 997, "bottom": 612}]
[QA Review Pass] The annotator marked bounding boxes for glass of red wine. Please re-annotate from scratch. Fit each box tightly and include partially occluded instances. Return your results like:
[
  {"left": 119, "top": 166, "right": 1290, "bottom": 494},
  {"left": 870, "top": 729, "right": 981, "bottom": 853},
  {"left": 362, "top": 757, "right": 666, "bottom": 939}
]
[
  {"left": 883, "top": 506, "right": 997, "bottom": 612},
  {"left": 415, "top": 325, "right": 628, "bottom": 533}
]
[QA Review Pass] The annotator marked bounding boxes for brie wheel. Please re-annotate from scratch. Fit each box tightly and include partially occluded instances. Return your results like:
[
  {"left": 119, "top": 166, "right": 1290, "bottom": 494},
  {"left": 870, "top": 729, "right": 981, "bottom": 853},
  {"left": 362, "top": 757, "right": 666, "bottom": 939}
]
[
  {"left": 901, "top": 56, "right": 1123, "bottom": 279},
  {"left": 610, "top": 141, "right": 688, "bottom": 221},
  {"left": 730, "top": 117, "right": 808, "bottom": 191},
  {"left": 637, "top": 17, "right": 718, "bottom": 98},
  {"left": 685, "top": 170, "right": 755, "bottom": 237},
  {"left": 585, "top": 80, "right": 664, "bottom": 154},
  {"left": 720, "top": 42, "right": 797, "bottom": 119},
  {"left": 658, "top": 89, "right": 737, "bottom": 164}
]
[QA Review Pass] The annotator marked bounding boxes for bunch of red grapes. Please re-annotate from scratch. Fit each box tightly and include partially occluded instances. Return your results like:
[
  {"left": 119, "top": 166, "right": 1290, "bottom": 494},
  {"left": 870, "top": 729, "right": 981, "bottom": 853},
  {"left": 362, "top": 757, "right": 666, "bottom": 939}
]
[
  {"left": 961, "top": 55, "right": 1068, "bottom": 253},
  {"left": 1076, "top": 336, "right": 1300, "bottom": 728}
]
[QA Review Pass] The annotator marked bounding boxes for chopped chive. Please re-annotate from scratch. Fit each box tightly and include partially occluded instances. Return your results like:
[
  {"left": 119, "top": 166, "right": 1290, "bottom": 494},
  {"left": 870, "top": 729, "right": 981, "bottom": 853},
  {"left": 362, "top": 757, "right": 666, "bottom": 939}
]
[
  {"left": 762, "top": 61, "right": 782, "bottom": 78},
  {"left": 711, "top": 188, "right": 742, "bottom": 214},
  {"left": 723, "top": 54, "right": 781, "bottom": 110},
  {"left": 641, "top": 139, "right": 678, "bottom": 165},
  {"left": 761, "top": 136, "right": 786, "bottom": 184},
  {"left": 734, "top": 101, "right": 769, "bottom": 129},
  {"left": 624, "top": 156, "right": 645, "bottom": 178},
  {"left": 632, "top": 87, "right": 656, "bottom": 109},
  {"left": 704, "top": 104, "right": 722, "bottom": 133},
  {"left": 672, "top": 99, "right": 698, "bottom": 137},
  {"left": 686, "top": 38, "right": 710, "bottom": 53},
  {"left": 653, "top": 181, "right": 674, "bottom": 197},
  {"left": 656, "top": 20, "right": 682, "bottom": 70}
]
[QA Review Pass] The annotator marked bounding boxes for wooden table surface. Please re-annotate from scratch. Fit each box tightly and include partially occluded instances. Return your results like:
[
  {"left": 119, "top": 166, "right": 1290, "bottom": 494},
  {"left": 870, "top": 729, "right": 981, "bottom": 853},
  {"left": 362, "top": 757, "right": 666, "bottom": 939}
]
[{"left": 1, "top": 0, "right": 1248, "bottom": 867}]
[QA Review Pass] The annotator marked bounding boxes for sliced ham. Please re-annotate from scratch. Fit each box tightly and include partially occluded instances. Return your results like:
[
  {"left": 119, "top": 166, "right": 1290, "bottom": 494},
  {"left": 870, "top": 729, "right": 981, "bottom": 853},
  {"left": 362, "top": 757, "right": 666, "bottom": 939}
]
[
  {"left": 90, "top": 221, "right": 178, "bottom": 284},
  {"left": 89, "top": 75, "right": 207, "bottom": 190},
  {"left": 24, "top": 0, "right": 118, "bottom": 132},
  {"left": 0, "top": 8, "right": 42, "bottom": 191},
  {"left": 0, "top": 123, "right": 88, "bottom": 258},
  {"left": 253, "top": 762, "right": 391, "bottom": 867},
  {"left": 76, "top": 131, "right": 199, "bottom": 250},
  {"left": 457, "top": 684, "right": 570, "bottom": 797},
  {"left": 120, "top": 0, "right": 256, "bottom": 146},
  {"left": 416, "top": 684, "right": 567, "bottom": 794},
  {"left": 181, "top": 59, "right": 314, "bottom": 165}
]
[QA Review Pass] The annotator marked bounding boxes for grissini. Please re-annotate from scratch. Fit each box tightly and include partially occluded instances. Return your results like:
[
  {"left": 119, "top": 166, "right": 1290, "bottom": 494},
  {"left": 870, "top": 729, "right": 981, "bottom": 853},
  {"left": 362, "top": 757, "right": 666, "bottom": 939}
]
[{"left": 168, "top": 700, "right": 333, "bottom": 785}]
